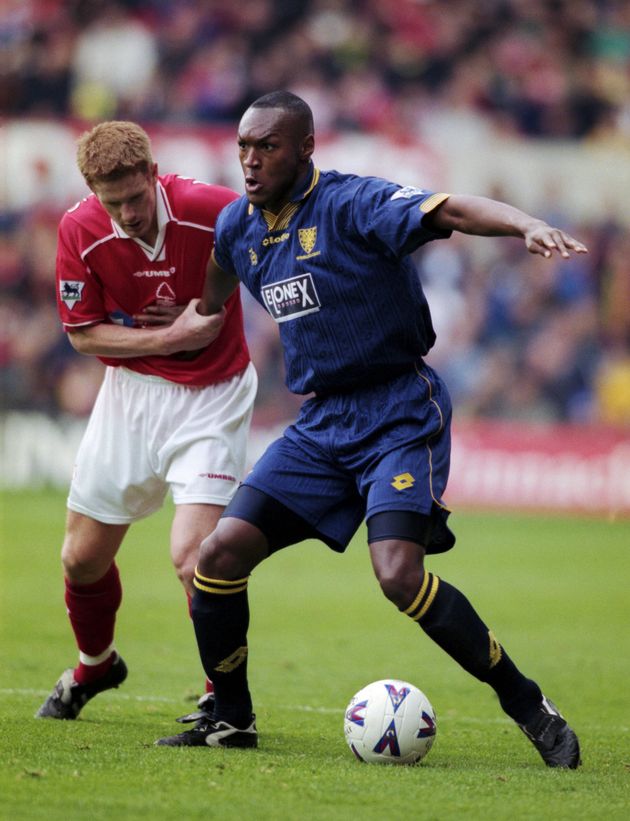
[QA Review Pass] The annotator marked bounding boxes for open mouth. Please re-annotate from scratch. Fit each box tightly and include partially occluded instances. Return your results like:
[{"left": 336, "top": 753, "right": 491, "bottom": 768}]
[{"left": 244, "top": 176, "right": 263, "bottom": 195}]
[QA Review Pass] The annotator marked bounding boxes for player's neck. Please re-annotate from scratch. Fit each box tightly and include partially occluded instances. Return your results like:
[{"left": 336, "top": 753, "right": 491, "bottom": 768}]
[{"left": 139, "top": 217, "right": 159, "bottom": 247}]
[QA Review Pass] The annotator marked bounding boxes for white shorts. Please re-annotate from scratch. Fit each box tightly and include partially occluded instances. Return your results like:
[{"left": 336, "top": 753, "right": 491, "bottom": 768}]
[{"left": 68, "top": 363, "right": 257, "bottom": 524}]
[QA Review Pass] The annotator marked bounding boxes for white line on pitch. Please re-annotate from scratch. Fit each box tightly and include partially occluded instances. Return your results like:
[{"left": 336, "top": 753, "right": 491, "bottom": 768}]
[{"left": 1, "top": 688, "right": 514, "bottom": 721}]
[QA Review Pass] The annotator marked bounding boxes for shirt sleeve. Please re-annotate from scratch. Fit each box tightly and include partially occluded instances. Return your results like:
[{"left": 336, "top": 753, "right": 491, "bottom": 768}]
[
  {"left": 55, "top": 216, "right": 106, "bottom": 330},
  {"left": 349, "top": 177, "right": 452, "bottom": 258},
  {"left": 212, "top": 203, "right": 238, "bottom": 275},
  {"left": 176, "top": 176, "right": 239, "bottom": 230}
]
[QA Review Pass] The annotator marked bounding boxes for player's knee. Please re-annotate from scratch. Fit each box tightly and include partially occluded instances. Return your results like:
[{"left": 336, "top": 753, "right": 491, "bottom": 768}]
[
  {"left": 60, "top": 546, "right": 82, "bottom": 580},
  {"left": 371, "top": 541, "right": 425, "bottom": 609},
  {"left": 61, "top": 514, "right": 126, "bottom": 584},
  {"left": 377, "top": 570, "right": 420, "bottom": 609},
  {"left": 197, "top": 533, "right": 245, "bottom": 579},
  {"left": 170, "top": 544, "right": 197, "bottom": 591},
  {"left": 374, "top": 554, "right": 427, "bottom": 609},
  {"left": 61, "top": 541, "right": 107, "bottom": 584},
  {"left": 170, "top": 531, "right": 200, "bottom": 583},
  {"left": 198, "top": 518, "right": 264, "bottom": 580}
]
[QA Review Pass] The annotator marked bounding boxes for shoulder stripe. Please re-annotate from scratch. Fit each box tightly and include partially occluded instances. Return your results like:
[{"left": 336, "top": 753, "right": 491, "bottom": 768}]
[
  {"left": 157, "top": 180, "right": 174, "bottom": 221},
  {"left": 173, "top": 220, "right": 215, "bottom": 233},
  {"left": 302, "top": 166, "right": 320, "bottom": 199},
  {"left": 79, "top": 232, "right": 118, "bottom": 260}
]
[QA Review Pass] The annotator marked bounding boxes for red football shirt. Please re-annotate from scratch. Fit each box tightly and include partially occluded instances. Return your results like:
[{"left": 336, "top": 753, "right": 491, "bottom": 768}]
[{"left": 55, "top": 174, "right": 249, "bottom": 386}]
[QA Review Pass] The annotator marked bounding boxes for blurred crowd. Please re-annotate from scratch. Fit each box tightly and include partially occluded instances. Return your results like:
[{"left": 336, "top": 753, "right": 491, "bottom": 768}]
[
  {"left": 1, "top": 0, "right": 630, "bottom": 426},
  {"left": 3, "top": 0, "right": 630, "bottom": 140}
]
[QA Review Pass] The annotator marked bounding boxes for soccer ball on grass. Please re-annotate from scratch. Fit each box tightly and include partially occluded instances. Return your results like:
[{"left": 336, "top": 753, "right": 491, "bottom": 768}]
[{"left": 344, "top": 679, "right": 436, "bottom": 765}]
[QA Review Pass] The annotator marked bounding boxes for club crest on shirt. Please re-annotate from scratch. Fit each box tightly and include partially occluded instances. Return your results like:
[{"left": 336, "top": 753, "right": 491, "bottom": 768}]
[
  {"left": 296, "top": 226, "right": 320, "bottom": 259},
  {"left": 59, "top": 280, "right": 85, "bottom": 309},
  {"left": 155, "top": 282, "right": 176, "bottom": 305},
  {"left": 261, "top": 273, "right": 321, "bottom": 323}
]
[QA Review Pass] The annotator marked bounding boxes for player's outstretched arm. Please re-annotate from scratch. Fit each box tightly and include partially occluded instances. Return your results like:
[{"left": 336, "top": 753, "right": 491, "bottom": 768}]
[
  {"left": 427, "top": 194, "right": 588, "bottom": 258},
  {"left": 198, "top": 253, "right": 240, "bottom": 316}
]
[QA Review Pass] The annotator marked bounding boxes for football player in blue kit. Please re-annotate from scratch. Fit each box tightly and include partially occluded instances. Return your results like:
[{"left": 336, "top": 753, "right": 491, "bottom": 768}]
[{"left": 156, "top": 91, "right": 586, "bottom": 767}]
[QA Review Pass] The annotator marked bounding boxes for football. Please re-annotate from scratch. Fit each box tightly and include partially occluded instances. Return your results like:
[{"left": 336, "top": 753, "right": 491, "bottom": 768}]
[{"left": 344, "top": 679, "right": 436, "bottom": 765}]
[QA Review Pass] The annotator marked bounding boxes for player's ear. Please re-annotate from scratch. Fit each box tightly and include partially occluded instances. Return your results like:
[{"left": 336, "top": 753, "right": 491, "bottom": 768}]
[{"left": 300, "top": 134, "right": 315, "bottom": 163}]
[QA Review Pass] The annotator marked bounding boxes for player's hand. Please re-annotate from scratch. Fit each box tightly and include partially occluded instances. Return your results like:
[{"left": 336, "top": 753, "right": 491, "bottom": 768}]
[
  {"left": 164, "top": 298, "right": 226, "bottom": 354},
  {"left": 133, "top": 303, "right": 185, "bottom": 327},
  {"left": 524, "top": 222, "right": 588, "bottom": 259}
]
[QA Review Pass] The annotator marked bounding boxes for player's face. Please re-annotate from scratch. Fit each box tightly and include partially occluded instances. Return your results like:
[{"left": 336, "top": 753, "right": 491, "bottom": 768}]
[
  {"left": 237, "top": 107, "right": 313, "bottom": 213},
  {"left": 92, "top": 164, "right": 159, "bottom": 245}
]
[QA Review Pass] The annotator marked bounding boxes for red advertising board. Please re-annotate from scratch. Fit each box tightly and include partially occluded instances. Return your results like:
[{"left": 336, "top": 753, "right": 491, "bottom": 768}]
[{"left": 447, "top": 419, "right": 630, "bottom": 518}]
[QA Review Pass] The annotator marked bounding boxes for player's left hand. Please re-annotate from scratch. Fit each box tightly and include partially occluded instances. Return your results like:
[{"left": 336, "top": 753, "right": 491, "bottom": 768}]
[
  {"left": 525, "top": 223, "right": 588, "bottom": 259},
  {"left": 133, "top": 303, "right": 186, "bottom": 327}
]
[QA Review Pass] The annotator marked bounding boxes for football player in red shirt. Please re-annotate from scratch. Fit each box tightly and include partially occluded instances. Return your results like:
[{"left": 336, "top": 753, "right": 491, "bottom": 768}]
[{"left": 36, "top": 121, "right": 257, "bottom": 722}]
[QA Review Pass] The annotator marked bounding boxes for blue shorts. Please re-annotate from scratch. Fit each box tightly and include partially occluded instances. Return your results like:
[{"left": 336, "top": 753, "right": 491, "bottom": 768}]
[{"left": 228, "top": 362, "right": 455, "bottom": 553}]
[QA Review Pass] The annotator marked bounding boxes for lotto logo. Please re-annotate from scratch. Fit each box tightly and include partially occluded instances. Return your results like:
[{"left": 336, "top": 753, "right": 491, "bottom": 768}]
[{"left": 391, "top": 472, "right": 415, "bottom": 491}]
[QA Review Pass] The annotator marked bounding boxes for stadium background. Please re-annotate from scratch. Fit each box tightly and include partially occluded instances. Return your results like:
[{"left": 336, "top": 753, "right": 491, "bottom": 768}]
[{"left": 1, "top": 0, "right": 629, "bottom": 515}]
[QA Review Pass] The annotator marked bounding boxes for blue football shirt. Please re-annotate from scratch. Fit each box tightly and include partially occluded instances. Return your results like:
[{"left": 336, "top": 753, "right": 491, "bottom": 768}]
[{"left": 214, "top": 164, "right": 451, "bottom": 395}]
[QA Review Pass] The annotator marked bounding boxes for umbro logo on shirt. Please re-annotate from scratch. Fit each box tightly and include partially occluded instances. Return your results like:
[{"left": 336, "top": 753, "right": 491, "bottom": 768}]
[
  {"left": 261, "top": 273, "right": 321, "bottom": 323},
  {"left": 132, "top": 267, "right": 176, "bottom": 277}
]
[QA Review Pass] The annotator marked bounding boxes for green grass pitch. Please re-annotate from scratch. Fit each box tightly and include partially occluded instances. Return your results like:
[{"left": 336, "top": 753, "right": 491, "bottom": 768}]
[{"left": 1, "top": 488, "right": 629, "bottom": 820}]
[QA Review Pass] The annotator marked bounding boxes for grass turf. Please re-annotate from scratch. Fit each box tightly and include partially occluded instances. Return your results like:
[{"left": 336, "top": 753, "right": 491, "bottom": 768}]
[{"left": 1, "top": 489, "right": 629, "bottom": 820}]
